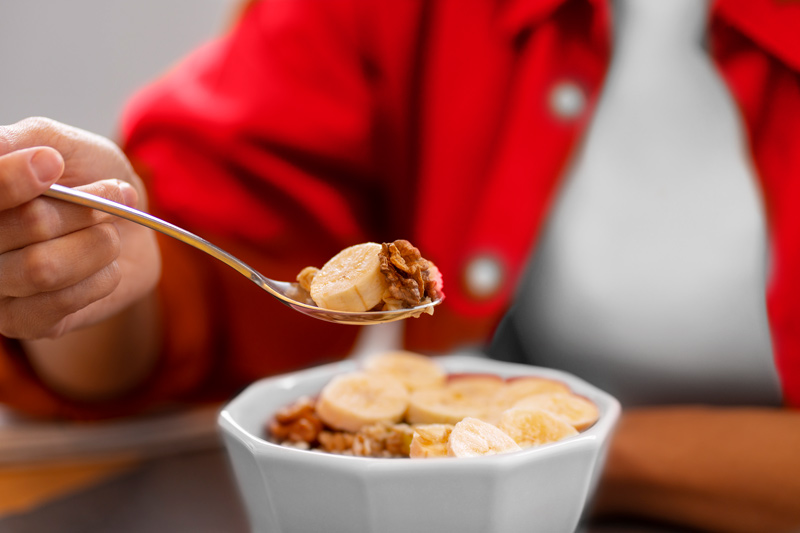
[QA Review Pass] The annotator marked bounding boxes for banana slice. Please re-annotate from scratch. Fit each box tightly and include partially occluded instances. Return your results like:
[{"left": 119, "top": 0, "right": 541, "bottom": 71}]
[
  {"left": 409, "top": 424, "right": 454, "bottom": 458},
  {"left": 489, "top": 376, "right": 572, "bottom": 416},
  {"left": 496, "top": 408, "right": 578, "bottom": 448},
  {"left": 446, "top": 373, "right": 505, "bottom": 397},
  {"left": 406, "top": 371, "right": 511, "bottom": 424},
  {"left": 407, "top": 386, "right": 492, "bottom": 425},
  {"left": 316, "top": 372, "right": 410, "bottom": 433},
  {"left": 309, "top": 242, "right": 389, "bottom": 312},
  {"left": 512, "top": 392, "right": 599, "bottom": 431},
  {"left": 446, "top": 417, "right": 521, "bottom": 457},
  {"left": 363, "top": 350, "right": 446, "bottom": 392}
]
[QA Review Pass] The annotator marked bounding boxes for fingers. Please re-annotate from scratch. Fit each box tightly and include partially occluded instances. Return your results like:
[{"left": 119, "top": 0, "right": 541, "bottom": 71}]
[
  {"left": 0, "top": 117, "right": 62, "bottom": 153},
  {"left": 0, "top": 117, "right": 136, "bottom": 190},
  {"left": 0, "top": 118, "right": 153, "bottom": 340},
  {"left": 0, "top": 179, "right": 134, "bottom": 255},
  {"left": 0, "top": 219, "right": 122, "bottom": 339},
  {"left": 0, "top": 146, "right": 64, "bottom": 211},
  {"left": 0, "top": 177, "right": 136, "bottom": 339},
  {"left": 0, "top": 262, "right": 122, "bottom": 339},
  {"left": 0, "top": 206, "right": 124, "bottom": 340},
  {"left": 0, "top": 222, "right": 121, "bottom": 298}
]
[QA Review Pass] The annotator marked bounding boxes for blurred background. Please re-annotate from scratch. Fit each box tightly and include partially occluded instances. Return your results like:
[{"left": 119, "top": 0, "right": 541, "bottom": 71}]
[{"left": 0, "top": 0, "right": 235, "bottom": 139}]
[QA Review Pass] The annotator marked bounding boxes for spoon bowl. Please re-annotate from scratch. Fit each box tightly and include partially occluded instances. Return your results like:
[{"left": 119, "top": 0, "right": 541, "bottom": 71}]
[{"left": 43, "top": 184, "right": 441, "bottom": 325}]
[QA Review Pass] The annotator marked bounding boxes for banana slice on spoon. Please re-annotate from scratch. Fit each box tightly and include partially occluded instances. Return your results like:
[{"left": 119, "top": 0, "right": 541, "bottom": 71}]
[{"left": 305, "top": 242, "right": 388, "bottom": 312}]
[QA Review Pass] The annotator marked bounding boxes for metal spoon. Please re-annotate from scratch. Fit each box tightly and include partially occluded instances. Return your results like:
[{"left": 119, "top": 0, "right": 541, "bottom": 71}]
[{"left": 43, "top": 184, "right": 441, "bottom": 325}]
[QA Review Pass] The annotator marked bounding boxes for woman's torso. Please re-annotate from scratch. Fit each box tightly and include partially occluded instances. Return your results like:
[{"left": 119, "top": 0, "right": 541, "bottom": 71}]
[{"left": 506, "top": 0, "right": 781, "bottom": 406}]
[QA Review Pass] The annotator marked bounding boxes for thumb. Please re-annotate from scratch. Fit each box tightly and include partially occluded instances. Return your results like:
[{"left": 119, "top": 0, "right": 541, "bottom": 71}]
[
  {"left": 30, "top": 146, "right": 65, "bottom": 184},
  {"left": 0, "top": 146, "right": 64, "bottom": 211}
]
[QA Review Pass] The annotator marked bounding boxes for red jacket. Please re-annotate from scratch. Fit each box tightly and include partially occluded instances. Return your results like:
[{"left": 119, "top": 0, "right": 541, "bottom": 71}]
[{"left": 2, "top": 0, "right": 799, "bottom": 418}]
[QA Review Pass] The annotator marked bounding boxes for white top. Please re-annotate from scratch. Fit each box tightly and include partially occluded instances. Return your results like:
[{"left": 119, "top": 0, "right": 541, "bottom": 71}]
[{"left": 508, "top": 0, "right": 782, "bottom": 406}]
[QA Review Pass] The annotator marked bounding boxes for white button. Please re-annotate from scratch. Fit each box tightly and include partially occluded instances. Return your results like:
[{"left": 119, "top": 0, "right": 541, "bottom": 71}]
[
  {"left": 549, "top": 81, "right": 586, "bottom": 119},
  {"left": 463, "top": 255, "right": 504, "bottom": 299}
]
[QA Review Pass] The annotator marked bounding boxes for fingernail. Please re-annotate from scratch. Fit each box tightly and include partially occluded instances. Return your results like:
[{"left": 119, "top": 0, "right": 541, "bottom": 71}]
[
  {"left": 30, "top": 148, "right": 64, "bottom": 183},
  {"left": 117, "top": 180, "right": 138, "bottom": 207}
]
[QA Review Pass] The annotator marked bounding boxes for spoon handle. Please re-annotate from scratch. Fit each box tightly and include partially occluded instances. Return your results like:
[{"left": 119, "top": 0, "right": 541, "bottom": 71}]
[{"left": 43, "top": 184, "right": 276, "bottom": 295}]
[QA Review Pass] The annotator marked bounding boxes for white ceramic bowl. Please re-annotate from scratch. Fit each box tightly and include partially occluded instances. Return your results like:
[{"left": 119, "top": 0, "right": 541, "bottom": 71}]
[{"left": 218, "top": 354, "right": 620, "bottom": 533}]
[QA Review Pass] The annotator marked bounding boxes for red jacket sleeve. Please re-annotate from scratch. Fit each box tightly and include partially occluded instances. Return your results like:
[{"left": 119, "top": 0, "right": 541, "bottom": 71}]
[
  {"left": 0, "top": 0, "right": 381, "bottom": 419},
  {"left": 712, "top": 0, "right": 800, "bottom": 407},
  {"left": 121, "top": 0, "right": 383, "bottom": 408}
]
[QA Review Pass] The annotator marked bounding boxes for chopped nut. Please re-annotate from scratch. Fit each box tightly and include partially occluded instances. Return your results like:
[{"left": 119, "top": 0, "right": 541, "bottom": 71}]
[
  {"left": 268, "top": 396, "right": 324, "bottom": 445},
  {"left": 351, "top": 433, "right": 378, "bottom": 457},
  {"left": 318, "top": 431, "right": 355, "bottom": 453},
  {"left": 316, "top": 422, "right": 414, "bottom": 457},
  {"left": 378, "top": 240, "right": 442, "bottom": 310}
]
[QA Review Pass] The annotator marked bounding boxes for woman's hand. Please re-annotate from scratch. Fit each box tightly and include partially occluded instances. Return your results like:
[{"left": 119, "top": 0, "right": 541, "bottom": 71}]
[
  {"left": 0, "top": 117, "right": 162, "bottom": 400},
  {"left": 0, "top": 117, "right": 161, "bottom": 339}
]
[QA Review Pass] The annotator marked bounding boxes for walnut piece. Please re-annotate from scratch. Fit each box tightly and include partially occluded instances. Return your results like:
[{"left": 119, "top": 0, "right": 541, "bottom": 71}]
[
  {"left": 320, "top": 422, "right": 414, "bottom": 458},
  {"left": 378, "top": 240, "right": 443, "bottom": 313},
  {"left": 318, "top": 430, "right": 355, "bottom": 453},
  {"left": 267, "top": 396, "right": 324, "bottom": 445}
]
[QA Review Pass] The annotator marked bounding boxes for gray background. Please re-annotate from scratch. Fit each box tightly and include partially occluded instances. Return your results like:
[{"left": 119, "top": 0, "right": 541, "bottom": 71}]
[{"left": 0, "top": 0, "right": 233, "bottom": 139}]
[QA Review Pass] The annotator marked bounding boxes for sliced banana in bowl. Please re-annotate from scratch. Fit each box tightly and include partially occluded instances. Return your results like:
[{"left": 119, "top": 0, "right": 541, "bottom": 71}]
[
  {"left": 219, "top": 353, "right": 621, "bottom": 533},
  {"left": 315, "top": 371, "right": 409, "bottom": 433},
  {"left": 263, "top": 351, "right": 607, "bottom": 459},
  {"left": 362, "top": 350, "right": 446, "bottom": 391},
  {"left": 446, "top": 417, "right": 522, "bottom": 458},
  {"left": 497, "top": 408, "right": 579, "bottom": 448}
]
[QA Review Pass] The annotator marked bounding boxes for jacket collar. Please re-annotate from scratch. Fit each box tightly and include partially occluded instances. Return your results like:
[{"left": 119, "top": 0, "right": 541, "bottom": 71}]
[
  {"left": 713, "top": 0, "right": 800, "bottom": 72},
  {"left": 493, "top": 0, "right": 610, "bottom": 38},
  {"left": 496, "top": 0, "right": 800, "bottom": 72}
]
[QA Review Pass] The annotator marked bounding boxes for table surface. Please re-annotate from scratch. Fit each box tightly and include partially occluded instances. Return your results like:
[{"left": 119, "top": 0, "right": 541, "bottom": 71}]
[
  {"left": 0, "top": 445, "right": 250, "bottom": 533},
  {"left": 0, "top": 395, "right": 691, "bottom": 533},
  {"left": 0, "top": 445, "right": 695, "bottom": 533}
]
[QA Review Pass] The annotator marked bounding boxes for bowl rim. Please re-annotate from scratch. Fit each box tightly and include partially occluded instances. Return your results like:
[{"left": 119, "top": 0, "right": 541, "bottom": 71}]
[{"left": 218, "top": 354, "right": 621, "bottom": 466}]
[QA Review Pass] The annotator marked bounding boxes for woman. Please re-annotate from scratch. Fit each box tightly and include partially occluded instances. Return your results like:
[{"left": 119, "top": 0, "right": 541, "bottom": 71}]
[{"left": 1, "top": 0, "right": 798, "bottom": 529}]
